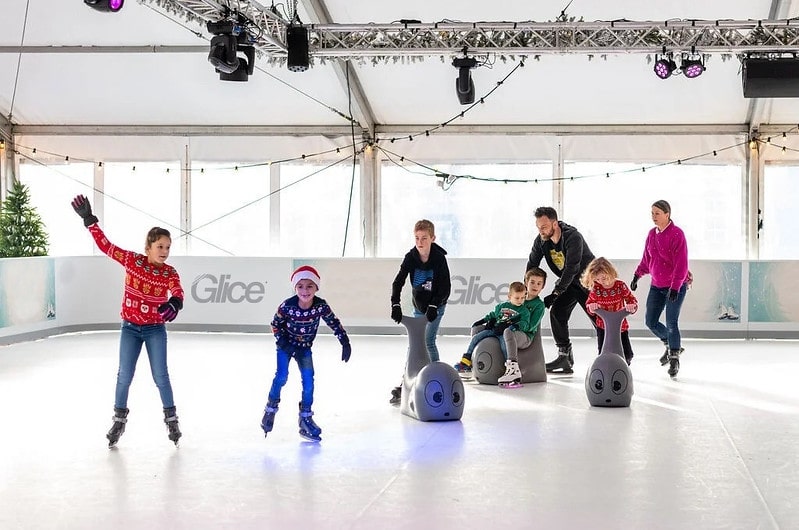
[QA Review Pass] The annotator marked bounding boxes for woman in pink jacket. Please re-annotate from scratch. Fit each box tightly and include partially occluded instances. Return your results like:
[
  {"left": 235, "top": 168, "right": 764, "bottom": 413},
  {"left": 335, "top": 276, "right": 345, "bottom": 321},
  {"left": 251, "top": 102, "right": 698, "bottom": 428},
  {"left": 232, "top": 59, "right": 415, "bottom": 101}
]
[{"left": 630, "top": 200, "right": 689, "bottom": 378}]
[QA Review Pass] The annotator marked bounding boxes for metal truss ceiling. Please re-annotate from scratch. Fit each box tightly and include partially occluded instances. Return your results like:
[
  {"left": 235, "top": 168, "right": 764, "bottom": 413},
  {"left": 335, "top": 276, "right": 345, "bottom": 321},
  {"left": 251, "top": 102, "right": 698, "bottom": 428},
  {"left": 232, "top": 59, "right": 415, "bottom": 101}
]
[{"left": 143, "top": 1, "right": 799, "bottom": 61}]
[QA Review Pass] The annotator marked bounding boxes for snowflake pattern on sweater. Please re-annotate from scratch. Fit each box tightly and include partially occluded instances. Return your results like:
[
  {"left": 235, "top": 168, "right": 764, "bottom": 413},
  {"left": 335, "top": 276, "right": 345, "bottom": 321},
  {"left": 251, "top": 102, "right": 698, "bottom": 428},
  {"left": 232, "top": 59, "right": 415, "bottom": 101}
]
[
  {"left": 88, "top": 224, "right": 184, "bottom": 325},
  {"left": 271, "top": 295, "right": 348, "bottom": 352},
  {"left": 586, "top": 279, "right": 637, "bottom": 331}
]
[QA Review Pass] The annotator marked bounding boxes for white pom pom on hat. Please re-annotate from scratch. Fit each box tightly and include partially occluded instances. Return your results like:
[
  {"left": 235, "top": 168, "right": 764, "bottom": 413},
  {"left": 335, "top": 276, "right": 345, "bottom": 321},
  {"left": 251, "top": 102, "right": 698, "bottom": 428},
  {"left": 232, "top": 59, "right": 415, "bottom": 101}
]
[{"left": 291, "top": 265, "right": 321, "bottom": 288}]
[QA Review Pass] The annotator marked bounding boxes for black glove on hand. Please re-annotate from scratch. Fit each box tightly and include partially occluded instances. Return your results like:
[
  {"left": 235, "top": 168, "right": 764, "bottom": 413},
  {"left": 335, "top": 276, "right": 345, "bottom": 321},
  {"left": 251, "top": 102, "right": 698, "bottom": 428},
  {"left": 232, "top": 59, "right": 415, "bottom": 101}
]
[
  {"left": 157, "top": 296, "right": 182, "bottom": 322},
  {"left": 630, "top": 275, "right": 640, "bottom": 291},
  {"left": 471, "top": 318, "right": 487, "bottom": 328},
  {"left": 425, "top": 305, "right": 438, "bottom": 322},
  {"left": 71, "top": 194, "right": 99, "bottom": 227},
  {"left": 543, "top": 291, "right": 559, "bottom": 309},
  {"left": 485, "top": 317, "right": 497, "bottom": 330},
  {"left": 341, "top": 340, "right": 352, "bottom": 363},
  {"left": 668, "top": 288, "right": 679, "bottom": 303},
  {"left": 494, "top": 320, "right": 512, "bottom": 334},
  {"left": 276, "top": 336, "right": 290, "bottom": 352},
  {"left": 391, "top": 304, "right": 402, "bottom": 324}
]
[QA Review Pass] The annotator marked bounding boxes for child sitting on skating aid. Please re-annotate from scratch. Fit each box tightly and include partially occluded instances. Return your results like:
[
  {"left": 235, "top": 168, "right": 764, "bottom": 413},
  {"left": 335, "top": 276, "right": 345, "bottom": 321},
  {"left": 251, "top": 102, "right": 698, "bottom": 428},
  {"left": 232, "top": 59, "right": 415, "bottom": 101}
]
[
  {"left": 454, "top": 281, "right": 538, "bottom": 385},
  {"left": 580, "top": 257, "right": 638, "bottom": 365},
  {"left": 261, "top": 266, "right": 351, "bottom": 442}
]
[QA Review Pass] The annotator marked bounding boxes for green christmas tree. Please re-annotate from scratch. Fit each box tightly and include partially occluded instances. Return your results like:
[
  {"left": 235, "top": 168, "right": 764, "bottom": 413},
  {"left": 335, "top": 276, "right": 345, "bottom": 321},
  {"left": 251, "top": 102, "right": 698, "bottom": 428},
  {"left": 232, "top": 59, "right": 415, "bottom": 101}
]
[{"left": 0, "top": 180, "right": 49, "bottom": 257}]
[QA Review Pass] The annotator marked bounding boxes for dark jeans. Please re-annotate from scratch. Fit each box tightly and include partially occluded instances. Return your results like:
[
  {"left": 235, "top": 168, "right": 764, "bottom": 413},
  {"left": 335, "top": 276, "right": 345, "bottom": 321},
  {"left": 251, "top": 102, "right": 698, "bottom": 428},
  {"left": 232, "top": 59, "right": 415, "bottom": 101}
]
[
  {"left": 268, "top": 347, "right": 315, "bottom": 407},
  {"left": 645, "top": 284, "right": 687, "bottom": 350},
  {"left": 549, "top": 281, "right": 594, "bottom": 350},
  {"left": 412, "top": 304, "right": 446, "bottom": 362},
  {"left": 596, "top": 328, "right": 634, "bottom": 363},
  {"left": 116, "top": 321, "right": 174, "bottom": 409}
]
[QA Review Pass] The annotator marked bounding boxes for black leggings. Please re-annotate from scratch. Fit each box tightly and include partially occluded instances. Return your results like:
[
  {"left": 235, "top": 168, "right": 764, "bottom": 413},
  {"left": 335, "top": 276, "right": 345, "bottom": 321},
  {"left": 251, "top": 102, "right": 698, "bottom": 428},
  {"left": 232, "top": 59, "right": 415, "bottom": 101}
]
[{"left": 595, "top": 328, "right": 634, "bottom": 363}]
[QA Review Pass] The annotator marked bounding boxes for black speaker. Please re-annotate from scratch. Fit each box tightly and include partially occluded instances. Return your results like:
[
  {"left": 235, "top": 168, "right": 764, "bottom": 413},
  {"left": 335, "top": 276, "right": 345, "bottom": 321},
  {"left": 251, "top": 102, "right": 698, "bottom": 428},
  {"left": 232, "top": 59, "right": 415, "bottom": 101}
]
[
  {"left": 287, "top": 25, "right": 309, "bottom": 72},
  {"left": 742, "top": 58, "right": 799, "bottom": 98}
]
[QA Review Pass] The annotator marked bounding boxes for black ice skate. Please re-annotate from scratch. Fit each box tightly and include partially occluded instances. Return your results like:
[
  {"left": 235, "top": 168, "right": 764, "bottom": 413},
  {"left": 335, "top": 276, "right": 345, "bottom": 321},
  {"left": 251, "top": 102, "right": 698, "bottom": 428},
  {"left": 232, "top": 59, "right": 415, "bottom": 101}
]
[
  {"left": 667, "top": 348, "right": 683, "bottom": 378},
  {"left": 659, "top": 342, "right": 669, "bottom": 366},
  {"left": 298, "top": 402, "right": 322, "bottom": 442},
  {"left": 545, "top": 345, "right": 574, "bottom": 374},
  {"left": 389, "top": 386, "right": 401, "bottom": 406},
  {"left": 163, "top": 406, "right": 182, "bottom": 446},
  {"left": 261, "top": 399, "right": 279, "bottom": 437},
  {"left": 106, "top": 407, "right": 129, "bottom": 448}
]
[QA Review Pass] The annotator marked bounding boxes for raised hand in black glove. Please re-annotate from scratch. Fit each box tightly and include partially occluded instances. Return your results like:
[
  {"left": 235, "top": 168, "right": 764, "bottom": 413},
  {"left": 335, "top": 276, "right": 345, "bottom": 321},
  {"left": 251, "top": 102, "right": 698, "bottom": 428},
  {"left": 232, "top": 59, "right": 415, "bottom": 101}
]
[
  {"left": 630, "top": 275, "right": 640, "bottom": 291},
  {"left": 668, "top": 288, "right": 679, "bottom": 303},
  {"left": 425, "top": 304, "right": 438, "bottom": 322},
  {"left": 157, "top": 296, "right": 183, "bottom": 322},
  {"left": 391, "top": 304, "right": 402, "bottom": 324},
  {"left": 71, "top": 194, "right": 99, "bottom": 227},
  {"left": 341, "top": 340, "right": 352, "bottom": 362},
  {"left": 543, "top": 291, "right": 560, "bottom": 309}
]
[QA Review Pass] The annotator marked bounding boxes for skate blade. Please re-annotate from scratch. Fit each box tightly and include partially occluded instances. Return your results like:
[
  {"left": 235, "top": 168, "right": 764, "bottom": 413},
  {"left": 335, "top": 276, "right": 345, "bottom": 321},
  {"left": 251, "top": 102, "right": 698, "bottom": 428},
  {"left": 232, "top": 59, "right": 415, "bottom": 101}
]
[
  {"left": 499, "top": 382, "right": 523, "bottom": 389},
  {"left": 299, "top": 433, "right": 321, "bottom": 442}
]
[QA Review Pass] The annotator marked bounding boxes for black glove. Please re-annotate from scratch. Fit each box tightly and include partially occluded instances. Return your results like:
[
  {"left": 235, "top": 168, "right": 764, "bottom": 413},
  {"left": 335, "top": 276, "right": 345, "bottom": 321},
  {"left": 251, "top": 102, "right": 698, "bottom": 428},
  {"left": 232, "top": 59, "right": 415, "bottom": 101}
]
[
  {"left": 543, "top": 291, "right": 560, "bottom": 309},
  {"left": 485, "top": 317, "right": 497, "bottom": 330},
  {"left": 425, "top": 305, "right": 438, "bottom": 322},
  {"left": 668, "top": 288, "right": 679, "bottom": 303},
  {"left": 71, "top": 194, "right": 99, "bottom": 227},
  {"left": 391, "top": 304, "right": 402, "bottom": 324},
  {"left": 341, "top": 340, "right": 352, "bottom": 363},
  {"left": 157, "top": 296, "right": 182, "bottom": 322},
  {"left": 276, "top": 336, "right": 290, "bottom": 351},
  {"left": 630, "top": 275, "right": 640, "bottom": 291},
  {"left": 494, "top": 320, "right": 512, "bottom": 334},
  {"left": 471, "top": 318, "right": 487, "bottom": 328}
]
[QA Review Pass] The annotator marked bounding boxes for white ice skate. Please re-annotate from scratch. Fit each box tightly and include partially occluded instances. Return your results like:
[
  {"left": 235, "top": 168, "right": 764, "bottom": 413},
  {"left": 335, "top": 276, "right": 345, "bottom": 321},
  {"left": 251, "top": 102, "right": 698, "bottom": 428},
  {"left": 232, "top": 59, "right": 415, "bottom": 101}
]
[
  {"left": 725, "top": 304, "right": 740, "bottom": 321},
  {"left": 498, "top": 360, "right": 522, "bottom": 388}
]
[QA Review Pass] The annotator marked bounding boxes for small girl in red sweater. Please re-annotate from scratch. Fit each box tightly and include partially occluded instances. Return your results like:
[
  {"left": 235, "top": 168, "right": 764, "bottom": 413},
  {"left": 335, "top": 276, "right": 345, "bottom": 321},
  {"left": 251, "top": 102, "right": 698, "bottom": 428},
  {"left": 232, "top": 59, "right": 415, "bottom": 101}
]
[
  {"left": 72, "top": 194, "right": 185, "bottom": 448},
  {"left": 580, "top": 257, "right": 638, "bottom": 365}
]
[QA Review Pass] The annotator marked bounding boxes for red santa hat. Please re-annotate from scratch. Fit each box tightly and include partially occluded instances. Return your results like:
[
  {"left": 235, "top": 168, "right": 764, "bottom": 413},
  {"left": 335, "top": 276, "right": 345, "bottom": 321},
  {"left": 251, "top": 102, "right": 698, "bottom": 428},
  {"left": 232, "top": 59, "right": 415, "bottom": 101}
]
[{"left": 291, "top": 265, "right": 321, "bottom": 288}]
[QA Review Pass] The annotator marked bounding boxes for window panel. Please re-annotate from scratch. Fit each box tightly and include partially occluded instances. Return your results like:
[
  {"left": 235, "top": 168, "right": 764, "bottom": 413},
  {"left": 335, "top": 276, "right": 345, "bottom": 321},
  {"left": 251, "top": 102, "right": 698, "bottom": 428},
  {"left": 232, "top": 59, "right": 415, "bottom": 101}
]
[
  {"left": 762, "top": 164, "right": 799, "bottom": 259},
  {"left": 563, "top": 163, "right": 744, "bottom": 260},
  {"left": 380, "top": 163, "right": 553, "bottom": 258},
  {"left": 19, "top": 162, "right": 94, "bottom": 256}
]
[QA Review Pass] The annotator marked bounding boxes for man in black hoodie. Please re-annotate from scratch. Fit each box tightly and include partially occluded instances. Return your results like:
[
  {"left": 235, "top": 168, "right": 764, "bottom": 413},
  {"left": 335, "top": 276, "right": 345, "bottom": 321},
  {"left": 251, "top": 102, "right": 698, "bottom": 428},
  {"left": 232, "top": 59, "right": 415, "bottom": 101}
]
[
  {"left": 526, "top": 207, "right": 595, "bottom": 374},
  {"left": 388, "top": 219, "right": 452, "bottom": 404}
]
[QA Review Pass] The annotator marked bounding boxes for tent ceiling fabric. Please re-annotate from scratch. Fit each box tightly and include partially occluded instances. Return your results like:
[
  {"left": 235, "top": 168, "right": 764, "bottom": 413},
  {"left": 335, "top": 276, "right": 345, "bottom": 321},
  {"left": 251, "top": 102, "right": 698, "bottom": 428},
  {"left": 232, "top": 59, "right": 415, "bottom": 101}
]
[{"left": 1, "top": 0, "right": 799, "bottom": 133}]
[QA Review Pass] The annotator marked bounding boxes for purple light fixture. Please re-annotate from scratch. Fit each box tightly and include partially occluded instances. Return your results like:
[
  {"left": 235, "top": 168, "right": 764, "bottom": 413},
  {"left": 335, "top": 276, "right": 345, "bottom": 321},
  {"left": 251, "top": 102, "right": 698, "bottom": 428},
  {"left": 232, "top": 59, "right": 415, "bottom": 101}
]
[
  {"left": 84, "top": 0, "right": 124, "bottom": 12},
  {"left": 682, "top": 56, "right": 705, "bottom": 79},
  {"left": 653, "top": 54, "right": 677, "bottom": 79}
]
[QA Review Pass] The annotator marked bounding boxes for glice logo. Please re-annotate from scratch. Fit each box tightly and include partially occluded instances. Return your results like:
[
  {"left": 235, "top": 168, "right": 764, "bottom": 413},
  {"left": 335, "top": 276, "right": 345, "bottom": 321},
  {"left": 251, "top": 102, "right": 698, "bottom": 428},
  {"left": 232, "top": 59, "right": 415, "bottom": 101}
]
[
  {"left": 448, "top": 275, "right": 510, "bottom": 305},
  {"left": 191, "top": 274, "right": 267, "bottom": 303}
]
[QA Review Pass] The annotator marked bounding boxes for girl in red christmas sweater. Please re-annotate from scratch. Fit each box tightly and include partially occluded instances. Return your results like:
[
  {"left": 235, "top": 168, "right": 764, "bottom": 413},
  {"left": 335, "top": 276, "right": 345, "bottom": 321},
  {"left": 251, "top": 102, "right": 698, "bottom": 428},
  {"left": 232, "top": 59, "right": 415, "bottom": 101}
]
[
  {"left": 580, "top": 257, "right": 638, "bottom": 365},
  {"left": 71, "top": 195, "right": 185, "bottom": 448}
]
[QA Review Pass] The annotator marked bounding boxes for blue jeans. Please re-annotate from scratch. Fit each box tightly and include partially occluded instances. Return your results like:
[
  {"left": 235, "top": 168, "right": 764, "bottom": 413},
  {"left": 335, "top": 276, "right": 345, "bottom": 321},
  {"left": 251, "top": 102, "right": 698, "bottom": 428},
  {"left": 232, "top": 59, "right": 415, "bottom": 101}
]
[
  {"left": 268, "top": 348, "right": 315, "bottom": 407},
  {"left": 115, "top": 321, "right": 174, "bottom": 409},
  {"left": 645, "top": 284, "right": 687, "bottom": 350},
  {"left": 413, "top": 304, "right": 446, "bottom": 362},
  {"left": 466, "top": 329, "right": 508, "bottom": 359}
]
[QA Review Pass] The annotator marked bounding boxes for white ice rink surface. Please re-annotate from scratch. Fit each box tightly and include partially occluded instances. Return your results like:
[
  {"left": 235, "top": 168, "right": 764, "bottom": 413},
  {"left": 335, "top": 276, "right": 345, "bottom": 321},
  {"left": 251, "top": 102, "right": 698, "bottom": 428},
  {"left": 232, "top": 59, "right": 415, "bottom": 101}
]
[{"left": 0, "top": 331, "right": 797, "bottom": 530}]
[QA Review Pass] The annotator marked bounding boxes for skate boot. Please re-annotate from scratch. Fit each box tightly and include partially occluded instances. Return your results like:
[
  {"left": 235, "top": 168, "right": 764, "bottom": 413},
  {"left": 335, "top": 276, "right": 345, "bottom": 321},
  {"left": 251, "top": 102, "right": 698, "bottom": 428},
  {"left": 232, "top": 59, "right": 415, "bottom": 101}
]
[
  {"left": 545, "top": 345, "right": 574, "bottom": 374},
  {"left": 667, "top": 348, "right": 683, "bottom": 378},
  {"left": 389, "top": 386, "right": 402, "bottom": 405},
  {"left": 163, "top": 406, "right": 182, "bottom": 446},
  {"left": 498, "top": 360, "right": 522, "bottom": 387},
  {"left": 659, "top": 342, "right": 669, "bottom": 366},
  {"left": 106, "top": 407, "right": 129, "bottom": 448},
  {"left": 261, "top": 399, "right": 280, "bottom": 436},
  {"left": 453, "top": 356, "right": 473, "bottom": 379},
  {"left": 298, "top": 402, "right": 322, "bottom": 442}
]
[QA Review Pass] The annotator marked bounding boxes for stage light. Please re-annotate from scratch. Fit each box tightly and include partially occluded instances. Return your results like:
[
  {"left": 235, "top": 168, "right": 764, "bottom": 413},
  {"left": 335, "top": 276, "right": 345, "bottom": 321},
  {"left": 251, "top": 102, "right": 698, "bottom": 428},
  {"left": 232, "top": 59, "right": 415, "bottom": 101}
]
[
  {"left": 287, "top": 25, "right": 310, "bottom": 72},
  {"left": 84, "top": 0, "right": 124, "bottom": 12},
  {"left": 682, "top": 56, "right": 705, "bottom": 79},
  {"left": 207, "top": 20, "right": 255, "bottom": 81},
  {"left": 452, "top": 57, "right": 478, "bottom": 105},
  {"left": 653, "top": 54, "right": 677, "bottom": 79}
]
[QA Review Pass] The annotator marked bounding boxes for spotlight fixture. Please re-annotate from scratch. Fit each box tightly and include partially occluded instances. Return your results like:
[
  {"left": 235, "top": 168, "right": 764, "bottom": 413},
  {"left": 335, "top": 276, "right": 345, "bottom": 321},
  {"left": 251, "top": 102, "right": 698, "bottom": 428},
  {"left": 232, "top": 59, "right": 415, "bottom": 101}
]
[
  {"left": 682, "top": 55, "right": 705, "bottom": 79},
  {"left": 206, "top": 20, "right": 255, "bottom": 81},
  {"left": 287, "top": 25, "right": 310, "bottom": 72},
  {"left": 653, "top": 54, "right": 677, "bottom": 79},
  {"left": 452, "top": 56, "right": 478, "bottom": 105},
  {"left": 84, "top": 0, "right": 124, "bottom": 12}
]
